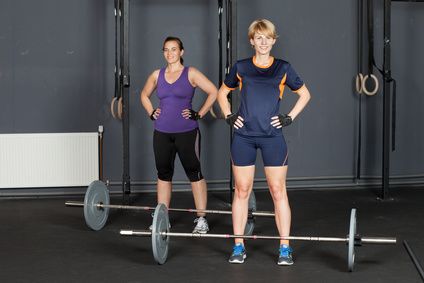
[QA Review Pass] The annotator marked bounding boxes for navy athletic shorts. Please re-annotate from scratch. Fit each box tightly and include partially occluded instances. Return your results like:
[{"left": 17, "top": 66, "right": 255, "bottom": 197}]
[{"left": 231, "top": 133, "right": 288, "bottom": 166}]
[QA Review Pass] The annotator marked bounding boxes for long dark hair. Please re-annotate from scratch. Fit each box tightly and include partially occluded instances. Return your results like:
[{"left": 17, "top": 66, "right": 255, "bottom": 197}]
[{"left": 163, "top": 36, "right": 184, "bottom": 64}]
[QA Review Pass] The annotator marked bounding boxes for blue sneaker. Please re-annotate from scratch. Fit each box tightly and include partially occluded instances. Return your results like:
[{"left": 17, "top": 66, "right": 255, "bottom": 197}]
[
  {"left": 278, "top": 244, "right": 294, "bottom": 265},
  {"left": 228, "top": 243, "right": 246, "bottom": 264}
]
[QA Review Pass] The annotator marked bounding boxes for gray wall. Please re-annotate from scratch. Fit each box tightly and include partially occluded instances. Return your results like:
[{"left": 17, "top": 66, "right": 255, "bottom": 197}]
[{"left": 1, "top": 0, "right": 423, "bottom": 195}]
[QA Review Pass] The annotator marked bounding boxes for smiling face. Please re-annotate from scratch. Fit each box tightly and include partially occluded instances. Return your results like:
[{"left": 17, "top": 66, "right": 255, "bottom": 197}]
[
  {"left": 250, "top": 32, "right": 276, "bottom": 56},
  {"left": 247, "top": 19, "right": 278, "bottom": 56},
  {"left": 163, "top": 40, "right": 184, "bottom": 65}
]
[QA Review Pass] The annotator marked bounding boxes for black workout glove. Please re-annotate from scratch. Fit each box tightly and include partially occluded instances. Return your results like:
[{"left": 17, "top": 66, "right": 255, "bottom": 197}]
[
  {"left": 278, "top": 114, "right": 292, "bottom": 127},
  {"left": 187, "top": 109, "right": 201, "bottom": 120},
  {"left": 150, "top": 109, "right": 158, "bottom": 120},
  {"left": 225, "top": 113, "right": 238, "bottom": 126}
]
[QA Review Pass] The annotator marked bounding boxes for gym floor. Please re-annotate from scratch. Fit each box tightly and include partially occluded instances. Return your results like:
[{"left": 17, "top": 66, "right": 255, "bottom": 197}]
[{"left": 1, "top": 187, "right": 423, "bottom": 283}]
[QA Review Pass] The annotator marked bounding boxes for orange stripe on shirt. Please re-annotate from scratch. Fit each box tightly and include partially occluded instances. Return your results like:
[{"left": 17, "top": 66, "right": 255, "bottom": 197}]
[
  {"left": 279, "top": 73, "right": 287, "bottom": 99},
  {"left": 252, "top": 56, "right": 274, "bottom": 68},
  {"left": 236, "top": 73, "right": 243, "bottom": 91}
]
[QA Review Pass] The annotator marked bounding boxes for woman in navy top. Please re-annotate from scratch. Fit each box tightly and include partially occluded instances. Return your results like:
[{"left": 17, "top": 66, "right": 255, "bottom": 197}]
[{"left": 217, "top": 19, "right": 311, "bottom": 265}]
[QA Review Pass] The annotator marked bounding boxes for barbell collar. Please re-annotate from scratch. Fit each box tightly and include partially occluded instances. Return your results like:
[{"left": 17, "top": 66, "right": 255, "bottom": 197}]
[{"left": 361, "top": 237, "right": 397, "bottom": 244}]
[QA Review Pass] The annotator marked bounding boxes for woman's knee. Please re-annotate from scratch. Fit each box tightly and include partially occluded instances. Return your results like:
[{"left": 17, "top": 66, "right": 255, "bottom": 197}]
[
  {"left": 269, "top": 184, "right": 287, "bottom": 201},
  {"left": 234, "top": 184, "right": 251, "bottom": 200}
]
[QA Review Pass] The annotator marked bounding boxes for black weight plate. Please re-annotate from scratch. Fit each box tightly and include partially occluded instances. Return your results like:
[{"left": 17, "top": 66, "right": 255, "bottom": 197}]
[
  {"left": 244, "top": 219, "right": 255, "bottom": 236},
  {"left": 244, "top": 191, "right": 257, "bottom": 235},
  {"left": 248, "top": 191, "right": 257, "bottom": 212}
]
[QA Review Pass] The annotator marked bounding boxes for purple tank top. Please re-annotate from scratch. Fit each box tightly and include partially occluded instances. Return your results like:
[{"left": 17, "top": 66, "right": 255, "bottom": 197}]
[{"left": 154, "top": 66, "right": 198, "bottom": 133}]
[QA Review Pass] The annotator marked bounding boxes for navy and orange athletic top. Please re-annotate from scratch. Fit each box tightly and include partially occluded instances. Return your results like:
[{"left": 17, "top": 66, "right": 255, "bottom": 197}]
[{"left": 224, "top": 56, "right": 305, "bottom": 137}]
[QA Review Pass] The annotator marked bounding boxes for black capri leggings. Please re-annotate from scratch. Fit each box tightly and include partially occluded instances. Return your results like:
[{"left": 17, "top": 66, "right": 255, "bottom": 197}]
[{"left": 153, "top": 128, "right": 203, "bottom": 182}]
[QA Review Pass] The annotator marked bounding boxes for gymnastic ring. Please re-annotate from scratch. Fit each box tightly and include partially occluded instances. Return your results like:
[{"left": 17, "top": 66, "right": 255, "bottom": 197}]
[
  {"left": 355, "top": 73, "right": 364, "bottom": 94},
  {"left": 110, "top": 97, "right": 118, "bottom": 119},
  {"left": 117, "top": 96, "right": 123, "bottom": 120},
  {"left": 362, "top": 74, "right": 379, "bottom": 96}
]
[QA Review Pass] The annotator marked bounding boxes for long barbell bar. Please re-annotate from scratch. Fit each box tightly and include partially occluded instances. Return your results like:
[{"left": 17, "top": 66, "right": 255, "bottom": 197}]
[
  {"left": 120, "top": 230, "right": 396, "bottom": 244},
  {"left": 67, "top": 180, "right": 259, "bottom": 234},
  {"left": 65, "top": 201, "right": 274, "bottom": 217},
  {"left": 118, "top": 204, "right": 397, "bottom": 271}
]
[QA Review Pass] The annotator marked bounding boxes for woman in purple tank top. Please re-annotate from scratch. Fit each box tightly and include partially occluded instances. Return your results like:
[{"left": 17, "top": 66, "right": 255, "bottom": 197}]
[{"left": 140, "top": 37, "right": 217, "bottom": 233}]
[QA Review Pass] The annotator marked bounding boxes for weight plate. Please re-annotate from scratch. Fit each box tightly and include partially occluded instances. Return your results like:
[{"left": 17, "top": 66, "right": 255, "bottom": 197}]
[
  {"left": 348, "top": 208, "right": 357, "bottom": 272},
  {"left": 248, "top": 190, "right": 257, "bottom": 212},
  {"left": 244, "top": 218, "right": 255, "bottom": 236},
  {"left": 244, "top": 191, "right": 257, "bottom": 235},
  {"left": 152, "top": 203, "right": 170, "bottom": 265},
  {"left": 83, "top": 180, "right": 110, "bottom": 231}
]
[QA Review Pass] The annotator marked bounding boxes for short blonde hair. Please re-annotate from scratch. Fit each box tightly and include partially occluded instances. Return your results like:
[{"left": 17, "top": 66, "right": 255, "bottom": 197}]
[{"left": 248, "top": 19, "right": 278, "bottom": 39}]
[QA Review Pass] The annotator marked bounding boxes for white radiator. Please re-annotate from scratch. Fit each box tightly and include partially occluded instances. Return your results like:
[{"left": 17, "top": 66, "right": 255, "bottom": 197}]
[{"left": 0, "top": 132, "right": 99, "bottom": 188}]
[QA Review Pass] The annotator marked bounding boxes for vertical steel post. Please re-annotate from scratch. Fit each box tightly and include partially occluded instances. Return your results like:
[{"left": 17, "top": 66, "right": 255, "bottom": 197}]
[
  {"left": 381, "top": 0, "right": 391, "bottom": 199},
  {"left": 120, "top": 0, "right": 131, "bottom": 200}
]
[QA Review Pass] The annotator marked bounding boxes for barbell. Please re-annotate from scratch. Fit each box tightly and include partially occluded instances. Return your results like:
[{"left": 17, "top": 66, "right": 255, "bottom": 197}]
[
  {"left": 120, "top": 203, "right": 397, "bottom": 272},
  {"left": 66, "top": 180, "right": 262, "bottom": 234}
]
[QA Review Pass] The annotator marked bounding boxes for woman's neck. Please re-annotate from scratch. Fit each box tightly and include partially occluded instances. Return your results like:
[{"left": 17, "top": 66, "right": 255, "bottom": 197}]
[
  {"left": 254, "top": 53, "right": 272, "bottom": 66},
  {"left": 166, "top": 62, "right": 184, "bottom": 72}
]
